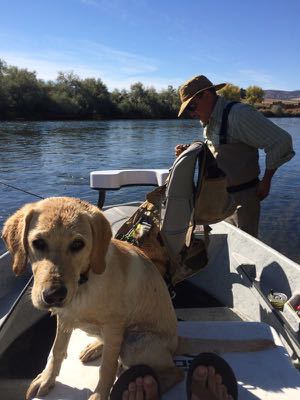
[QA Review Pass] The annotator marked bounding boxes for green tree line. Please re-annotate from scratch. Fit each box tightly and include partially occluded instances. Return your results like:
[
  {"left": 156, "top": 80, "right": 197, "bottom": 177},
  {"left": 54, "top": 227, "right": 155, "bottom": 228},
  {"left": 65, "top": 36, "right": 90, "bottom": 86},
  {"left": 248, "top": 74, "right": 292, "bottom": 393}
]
[{"left": 0, "top": 60, "right": 264, "bottom": 120}]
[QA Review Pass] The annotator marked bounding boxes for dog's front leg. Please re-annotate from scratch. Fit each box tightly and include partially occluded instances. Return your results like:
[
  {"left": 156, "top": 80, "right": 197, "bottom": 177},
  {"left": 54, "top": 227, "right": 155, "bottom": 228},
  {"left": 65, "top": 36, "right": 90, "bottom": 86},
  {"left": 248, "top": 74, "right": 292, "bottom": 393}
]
[
  {"left": 26, "top": 316, "right": 72, "bottom": 400},
  {"left": 89, "top": 324, "right": 124, "bottom": 400}
]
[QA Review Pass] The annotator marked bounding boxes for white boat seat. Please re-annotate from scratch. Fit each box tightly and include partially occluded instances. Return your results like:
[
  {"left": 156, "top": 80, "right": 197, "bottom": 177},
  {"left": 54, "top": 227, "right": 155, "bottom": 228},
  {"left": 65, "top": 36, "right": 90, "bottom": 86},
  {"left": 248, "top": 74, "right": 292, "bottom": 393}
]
[
  {"left": 33, "top": 321, "right": 300, "bottom": 400},
  {"left": 90, "top": 169, "right": 169, "bottom": 208},
  {"left": 90, "top": 169, "right": 169, "bottom": 190}
]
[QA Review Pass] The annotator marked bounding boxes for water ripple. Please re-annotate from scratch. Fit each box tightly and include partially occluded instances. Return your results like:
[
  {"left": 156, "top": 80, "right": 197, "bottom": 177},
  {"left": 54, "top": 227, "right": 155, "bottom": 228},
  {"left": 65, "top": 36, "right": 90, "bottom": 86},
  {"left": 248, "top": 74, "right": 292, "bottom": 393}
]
[{"left": 0, "top": 118, "right": 299, "bottom": 263}]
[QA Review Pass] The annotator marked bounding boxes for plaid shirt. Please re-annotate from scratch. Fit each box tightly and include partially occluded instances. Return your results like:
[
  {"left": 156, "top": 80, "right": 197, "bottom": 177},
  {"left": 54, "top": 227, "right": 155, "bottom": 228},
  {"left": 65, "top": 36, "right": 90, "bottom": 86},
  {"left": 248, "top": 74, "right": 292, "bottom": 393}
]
[{"left": 204, "top": 96, "right": 295, "bottom": 170}]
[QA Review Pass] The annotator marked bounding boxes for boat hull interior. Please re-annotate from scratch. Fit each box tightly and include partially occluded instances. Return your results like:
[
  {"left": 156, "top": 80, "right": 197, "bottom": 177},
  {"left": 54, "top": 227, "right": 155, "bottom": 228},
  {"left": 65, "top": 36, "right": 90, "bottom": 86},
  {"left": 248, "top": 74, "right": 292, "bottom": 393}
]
[{"left": 0, "top": 202, "right": 300, "bottom": 399}]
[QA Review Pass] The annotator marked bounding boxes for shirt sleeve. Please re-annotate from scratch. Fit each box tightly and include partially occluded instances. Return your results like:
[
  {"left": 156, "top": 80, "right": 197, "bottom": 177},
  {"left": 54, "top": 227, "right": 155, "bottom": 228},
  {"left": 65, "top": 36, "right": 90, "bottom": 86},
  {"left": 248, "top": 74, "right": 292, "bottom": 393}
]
[{"left": 230, "top": 104, "right": 295, "bottom": 170}]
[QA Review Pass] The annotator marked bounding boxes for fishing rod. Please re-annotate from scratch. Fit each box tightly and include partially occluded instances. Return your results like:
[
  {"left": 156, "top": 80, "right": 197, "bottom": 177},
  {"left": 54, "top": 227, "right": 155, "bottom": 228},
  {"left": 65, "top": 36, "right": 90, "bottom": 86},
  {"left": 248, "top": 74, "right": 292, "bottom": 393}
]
[{"left": 0, "top": 180, "right": 44, "bottom": 200}]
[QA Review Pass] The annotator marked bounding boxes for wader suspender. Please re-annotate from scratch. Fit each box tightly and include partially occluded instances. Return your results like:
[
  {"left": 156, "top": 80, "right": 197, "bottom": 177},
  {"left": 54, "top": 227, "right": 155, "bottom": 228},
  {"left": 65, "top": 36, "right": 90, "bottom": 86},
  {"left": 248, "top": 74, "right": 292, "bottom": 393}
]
[
  {"left": 219, "top": 101, "right": 239, "bottom": 144},
  {"left": 219, "top": 101, "right": 260, "bottom": 192}
]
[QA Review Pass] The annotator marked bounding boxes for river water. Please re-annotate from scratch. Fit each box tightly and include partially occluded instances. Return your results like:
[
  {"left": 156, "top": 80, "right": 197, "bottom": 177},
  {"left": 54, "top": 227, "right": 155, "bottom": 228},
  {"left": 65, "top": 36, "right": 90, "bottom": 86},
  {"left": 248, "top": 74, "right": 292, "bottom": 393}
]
[{"left": 0, "top": 118, "right": 299, "bottom": 262}]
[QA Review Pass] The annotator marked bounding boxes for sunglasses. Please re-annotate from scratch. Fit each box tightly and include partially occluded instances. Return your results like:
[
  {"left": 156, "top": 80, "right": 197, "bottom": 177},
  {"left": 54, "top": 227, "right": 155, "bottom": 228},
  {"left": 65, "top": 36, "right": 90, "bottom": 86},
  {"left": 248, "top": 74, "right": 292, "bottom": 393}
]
[
  {"left": 186, "top": 100, "right": 198, "bottom": 113},
  {"left": 186, "top": 93, "right": 203, "bottom": 113}
]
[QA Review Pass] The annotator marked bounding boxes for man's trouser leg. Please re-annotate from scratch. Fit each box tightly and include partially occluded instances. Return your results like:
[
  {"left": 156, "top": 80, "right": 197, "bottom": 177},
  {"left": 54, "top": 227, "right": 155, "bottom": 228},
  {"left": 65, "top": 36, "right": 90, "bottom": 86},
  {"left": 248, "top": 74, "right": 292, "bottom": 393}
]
[{"left": 225, "top": 185, "right": 260, "bottom": 237}]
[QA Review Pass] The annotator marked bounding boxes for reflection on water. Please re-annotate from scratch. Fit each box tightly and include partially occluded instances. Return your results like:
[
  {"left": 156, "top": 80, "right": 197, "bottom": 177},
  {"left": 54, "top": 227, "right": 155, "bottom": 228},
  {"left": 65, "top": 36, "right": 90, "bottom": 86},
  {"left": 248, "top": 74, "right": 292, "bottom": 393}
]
[{"left": 0, "top": 118, "right": 299, "bottom": 263}]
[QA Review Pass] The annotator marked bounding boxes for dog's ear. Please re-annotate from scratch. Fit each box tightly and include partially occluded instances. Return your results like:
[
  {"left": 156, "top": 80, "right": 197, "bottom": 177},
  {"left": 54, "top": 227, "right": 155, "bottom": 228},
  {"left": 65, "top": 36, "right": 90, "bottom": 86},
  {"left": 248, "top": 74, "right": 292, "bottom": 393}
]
[
  {"left": 2, "top": 204, "right": 35, "bottom": 275},
  {"left": 87, "top": 207, "right": 112, "bottom": 274}
]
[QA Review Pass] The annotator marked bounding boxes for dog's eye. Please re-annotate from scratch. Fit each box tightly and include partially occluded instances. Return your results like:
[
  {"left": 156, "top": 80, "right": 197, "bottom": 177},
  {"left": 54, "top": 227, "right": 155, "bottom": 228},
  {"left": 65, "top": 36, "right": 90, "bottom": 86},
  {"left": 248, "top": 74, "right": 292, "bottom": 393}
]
[
  {"left": 70, "top": 239, "right": 85, "bottom": 252},
  {"left": 32, "top": 238, "right": 47, "bottom": 251}
]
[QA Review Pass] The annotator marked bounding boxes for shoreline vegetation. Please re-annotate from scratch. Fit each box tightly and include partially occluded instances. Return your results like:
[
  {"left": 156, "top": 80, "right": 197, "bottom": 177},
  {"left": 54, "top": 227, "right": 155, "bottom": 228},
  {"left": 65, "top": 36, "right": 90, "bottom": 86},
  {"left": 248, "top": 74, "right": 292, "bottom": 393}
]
[{"left": 1, "top": 59, "right": 300, "bottom": 121}]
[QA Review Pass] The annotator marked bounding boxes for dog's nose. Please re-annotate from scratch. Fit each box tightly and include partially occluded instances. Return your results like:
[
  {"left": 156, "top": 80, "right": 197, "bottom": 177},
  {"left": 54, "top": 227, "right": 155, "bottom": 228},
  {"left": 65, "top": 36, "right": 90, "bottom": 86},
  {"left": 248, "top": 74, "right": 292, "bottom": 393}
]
[{"left": 42, "top": 285, "right": 67, "bottom": 306}]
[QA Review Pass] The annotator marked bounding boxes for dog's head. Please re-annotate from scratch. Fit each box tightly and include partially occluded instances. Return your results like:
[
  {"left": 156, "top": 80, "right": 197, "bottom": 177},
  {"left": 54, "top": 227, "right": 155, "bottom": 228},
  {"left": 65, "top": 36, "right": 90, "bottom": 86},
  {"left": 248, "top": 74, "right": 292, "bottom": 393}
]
[{"left": 2, "top": 197, "right": 112, "bottom": 310}]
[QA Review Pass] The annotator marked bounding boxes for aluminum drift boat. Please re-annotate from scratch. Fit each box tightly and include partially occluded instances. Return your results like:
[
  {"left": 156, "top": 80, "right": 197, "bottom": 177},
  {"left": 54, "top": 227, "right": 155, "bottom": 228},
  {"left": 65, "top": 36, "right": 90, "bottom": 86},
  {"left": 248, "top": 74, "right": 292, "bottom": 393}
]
[{"left": 0, "top": 168, "right": 299, "bottom": 399}]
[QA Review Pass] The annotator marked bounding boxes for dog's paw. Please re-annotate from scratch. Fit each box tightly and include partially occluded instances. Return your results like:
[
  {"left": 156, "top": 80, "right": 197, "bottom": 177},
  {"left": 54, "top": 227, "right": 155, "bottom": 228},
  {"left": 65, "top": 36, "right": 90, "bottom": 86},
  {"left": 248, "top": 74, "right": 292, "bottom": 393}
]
[
  {"left": 88, "top": 393, "right": 101, "bottom": 400},
  {"left": 26, "top": 372, "right": 55, "bottom": 399},
  {"left": 80, "top": 340, "right": 103, "bottom": 363}
]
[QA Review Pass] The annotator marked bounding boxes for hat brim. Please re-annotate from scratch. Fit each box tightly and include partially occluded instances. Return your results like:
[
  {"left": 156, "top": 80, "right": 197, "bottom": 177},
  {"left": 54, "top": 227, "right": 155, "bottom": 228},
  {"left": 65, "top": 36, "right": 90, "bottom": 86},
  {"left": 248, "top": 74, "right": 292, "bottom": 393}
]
[{"left": 178, "top": 83, "right": 227, "bottom": 117}]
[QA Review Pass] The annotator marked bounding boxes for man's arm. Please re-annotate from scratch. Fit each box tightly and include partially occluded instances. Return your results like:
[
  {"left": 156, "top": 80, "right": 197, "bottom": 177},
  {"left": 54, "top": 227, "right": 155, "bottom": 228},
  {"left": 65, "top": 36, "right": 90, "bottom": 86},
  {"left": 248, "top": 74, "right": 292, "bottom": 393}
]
[{"left": 231, "top": 105, "right": 295, "bottom": 201}]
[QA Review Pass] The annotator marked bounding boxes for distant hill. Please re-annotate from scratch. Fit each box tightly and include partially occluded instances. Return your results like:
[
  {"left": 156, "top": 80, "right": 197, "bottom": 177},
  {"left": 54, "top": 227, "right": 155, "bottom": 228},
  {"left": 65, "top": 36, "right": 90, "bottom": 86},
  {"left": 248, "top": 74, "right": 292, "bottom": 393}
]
[{"left": 264, "top": 89, "right": 300, "bottom": 100}]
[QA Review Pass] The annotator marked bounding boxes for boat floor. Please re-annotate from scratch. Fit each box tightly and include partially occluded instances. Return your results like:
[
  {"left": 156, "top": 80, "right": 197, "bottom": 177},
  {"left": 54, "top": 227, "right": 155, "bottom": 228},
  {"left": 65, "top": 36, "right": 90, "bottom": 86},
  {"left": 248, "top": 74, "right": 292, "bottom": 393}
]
[
  {"left": 36, "top": 317, "right": 299, "bottom": 399},
  {"left": 1, "top": 308, "right": 299, "bottom": 400}
]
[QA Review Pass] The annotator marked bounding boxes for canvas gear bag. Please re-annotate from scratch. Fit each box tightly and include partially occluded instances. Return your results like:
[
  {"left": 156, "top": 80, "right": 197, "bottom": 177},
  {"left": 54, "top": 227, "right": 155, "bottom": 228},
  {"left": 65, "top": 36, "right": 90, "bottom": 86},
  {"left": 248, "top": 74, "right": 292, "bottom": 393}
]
[
  {"left": 115, "top": 141, "right": 235, "bottom": 290},
  {"left": 194, "top": 143, "right": 236, "bottom": 225}
]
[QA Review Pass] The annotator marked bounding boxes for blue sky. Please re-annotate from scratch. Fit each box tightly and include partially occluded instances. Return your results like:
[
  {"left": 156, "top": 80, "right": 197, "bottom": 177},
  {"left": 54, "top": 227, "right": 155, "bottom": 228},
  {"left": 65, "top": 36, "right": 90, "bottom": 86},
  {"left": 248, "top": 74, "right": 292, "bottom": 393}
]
[{"left": 1, "top": 0, "right": 300, "bottom": 91}]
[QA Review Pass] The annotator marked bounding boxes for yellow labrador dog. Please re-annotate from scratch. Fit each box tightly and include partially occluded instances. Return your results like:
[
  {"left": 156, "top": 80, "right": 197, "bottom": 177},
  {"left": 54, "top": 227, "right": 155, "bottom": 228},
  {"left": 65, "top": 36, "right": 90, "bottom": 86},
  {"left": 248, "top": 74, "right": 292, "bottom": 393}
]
[{"left": 2, "top": 197, "right": 275, "bottom": 400}]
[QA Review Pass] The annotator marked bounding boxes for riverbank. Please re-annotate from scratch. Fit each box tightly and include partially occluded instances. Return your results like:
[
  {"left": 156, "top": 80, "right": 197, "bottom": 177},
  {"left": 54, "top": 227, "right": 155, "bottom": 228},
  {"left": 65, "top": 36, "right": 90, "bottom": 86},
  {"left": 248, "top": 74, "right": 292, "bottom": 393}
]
[
  {"left": 1, "top": 103, "right": 300, "bottom": 122},
  {"left": 2, "top": 60, "right": 300, "bottom": 122},
  {"left": 257, "top": 101, "right": 300, "bottom": 117},
  {"left": 1, "top": 111, "right": 300, "bottom": 122}
]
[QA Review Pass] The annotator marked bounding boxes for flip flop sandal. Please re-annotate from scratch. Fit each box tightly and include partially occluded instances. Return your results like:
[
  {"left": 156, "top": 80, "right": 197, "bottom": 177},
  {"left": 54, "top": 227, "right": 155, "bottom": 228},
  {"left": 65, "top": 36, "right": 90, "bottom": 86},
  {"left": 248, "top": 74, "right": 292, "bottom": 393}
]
[
  {"left": 110, "top": 364, "right": 161, "bottom": 400},
  {"left": 186, "top": 352, "right": 238, "bottom": 400}
]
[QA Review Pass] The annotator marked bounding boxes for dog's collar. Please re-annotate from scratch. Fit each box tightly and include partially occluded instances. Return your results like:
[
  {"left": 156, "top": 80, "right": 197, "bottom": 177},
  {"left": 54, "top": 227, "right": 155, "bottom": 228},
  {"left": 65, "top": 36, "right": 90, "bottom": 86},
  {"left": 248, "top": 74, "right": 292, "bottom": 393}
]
[{"left": 78, "top": 272, "right": 89, "bottom": 286}]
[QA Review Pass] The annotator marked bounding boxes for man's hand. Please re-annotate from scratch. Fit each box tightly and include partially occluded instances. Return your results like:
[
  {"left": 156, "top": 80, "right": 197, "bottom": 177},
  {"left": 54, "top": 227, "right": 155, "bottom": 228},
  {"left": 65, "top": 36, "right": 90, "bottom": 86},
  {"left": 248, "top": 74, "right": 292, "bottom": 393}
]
[
  {"left": 257, "top": 179, "right": 271, "bottom": 201},
  {"left": 175, "top": 144, "right": 190, "bottom": 157},
  {"left": 257, "top": 168, "right": 277, "bottom": 201}
]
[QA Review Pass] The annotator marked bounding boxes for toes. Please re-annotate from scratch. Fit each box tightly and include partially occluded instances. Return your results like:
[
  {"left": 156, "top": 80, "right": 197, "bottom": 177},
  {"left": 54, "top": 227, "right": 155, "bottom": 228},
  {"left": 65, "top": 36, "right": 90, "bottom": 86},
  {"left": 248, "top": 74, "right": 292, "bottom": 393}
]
[
  {"left": 122, "top": 389, "right": 129, "bottom": 400},
  {"left": 112, "top": 366, "right": 160, "bottom": 400},
  {"left": 193, "top": 366, "right": 209, "bottom": 388},
  {"left": 191, "top": 366, "right": 209, "bottom": 400},
  {"left": 128, "top": 381, "right": 137, "bottom": 400},
  {"left": 214, "top": 374, "right": 223, "bottom": 398},
  {"left": 220, "top": 384, "right": 230, "bottom": 400},
  {"left": 190, "top": 365, "right": 233, "bottom": 400},
  {"left": 143, "top": 375, "right": 160, "bottom": 400},
  {"left": 207, "top": 366, "right": 217, "bottom": 394},
  {"left": 135, "top": 377, "right": 144, "bottom": 400}
]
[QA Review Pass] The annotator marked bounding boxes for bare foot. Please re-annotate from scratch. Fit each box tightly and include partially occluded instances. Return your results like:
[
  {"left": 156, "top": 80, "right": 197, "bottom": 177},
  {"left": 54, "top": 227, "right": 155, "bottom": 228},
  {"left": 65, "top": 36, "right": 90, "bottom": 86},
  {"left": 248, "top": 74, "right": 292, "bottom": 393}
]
[
  {"left": 121, "top": 375, "right": 159, "bottom": 400},
  {"left": 120, "top": 366, "right": 235, "bottom": 400},
  {"left": 191, "top": 366, "right": 234, "bottom": 400}
]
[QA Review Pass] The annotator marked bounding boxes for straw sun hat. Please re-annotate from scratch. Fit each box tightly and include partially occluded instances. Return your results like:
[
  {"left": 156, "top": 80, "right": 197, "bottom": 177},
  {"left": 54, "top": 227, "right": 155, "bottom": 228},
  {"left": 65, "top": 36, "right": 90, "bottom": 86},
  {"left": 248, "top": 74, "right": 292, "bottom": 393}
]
[{"left": 178, "top": 75, "right": 226, "bottom": 116}]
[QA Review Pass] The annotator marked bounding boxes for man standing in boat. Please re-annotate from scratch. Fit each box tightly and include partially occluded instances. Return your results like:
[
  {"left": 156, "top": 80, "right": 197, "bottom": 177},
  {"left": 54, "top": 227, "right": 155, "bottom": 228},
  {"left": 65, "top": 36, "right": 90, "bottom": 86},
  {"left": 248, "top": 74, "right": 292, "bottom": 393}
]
[{"left": 176, "top": 75, "right": 295, "bottom": 237}]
